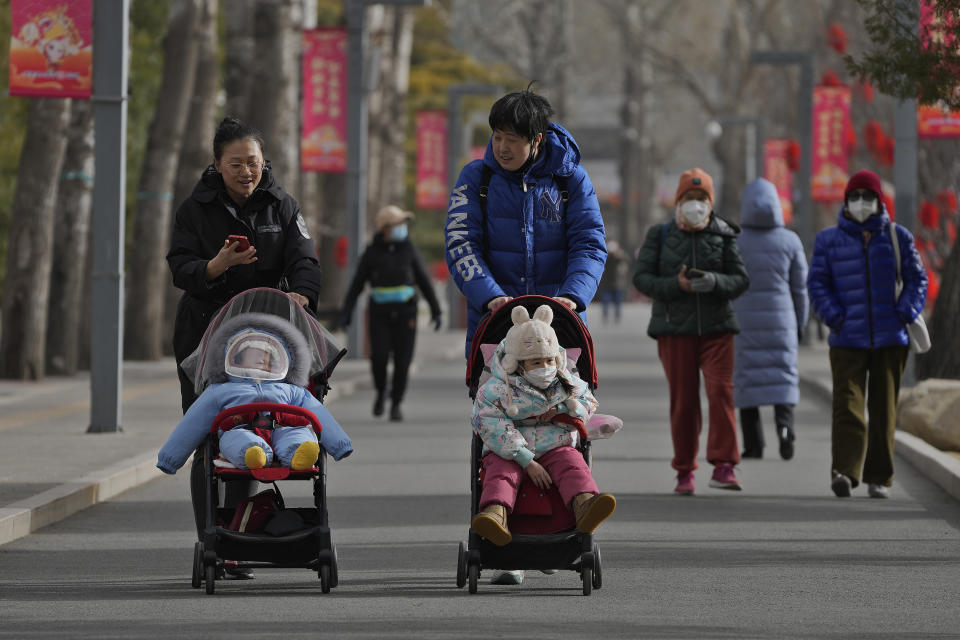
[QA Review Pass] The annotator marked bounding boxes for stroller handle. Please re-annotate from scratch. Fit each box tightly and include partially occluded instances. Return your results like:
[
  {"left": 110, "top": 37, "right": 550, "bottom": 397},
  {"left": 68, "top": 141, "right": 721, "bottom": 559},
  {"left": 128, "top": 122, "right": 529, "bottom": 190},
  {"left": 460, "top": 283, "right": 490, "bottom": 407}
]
[{"left": 210, "top": 402, "right": 322, "bottom": 435}]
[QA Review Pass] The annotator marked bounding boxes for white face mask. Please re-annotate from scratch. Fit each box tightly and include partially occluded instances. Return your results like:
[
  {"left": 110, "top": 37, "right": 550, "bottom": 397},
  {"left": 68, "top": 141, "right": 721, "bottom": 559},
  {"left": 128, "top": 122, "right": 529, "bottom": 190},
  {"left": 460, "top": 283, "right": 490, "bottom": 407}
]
[
  {"left": 522, "top": 364, "right": 557, "bottom": 389},
  {"left": 678, "top": 199, "right": 711, "bottom": 227},
  {"left": 847, "top": 198, "right": 878, "bottom": 223}
]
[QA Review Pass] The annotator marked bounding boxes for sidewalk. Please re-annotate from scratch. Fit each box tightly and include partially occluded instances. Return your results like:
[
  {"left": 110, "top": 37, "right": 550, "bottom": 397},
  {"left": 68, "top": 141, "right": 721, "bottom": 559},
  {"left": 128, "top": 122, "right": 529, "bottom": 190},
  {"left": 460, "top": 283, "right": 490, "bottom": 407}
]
[
  {"left": 2, "top": 303, "right": 959, "bottom": 547},
  {"left": 0, "top": 320, "right": 464, "bottom": 546}
]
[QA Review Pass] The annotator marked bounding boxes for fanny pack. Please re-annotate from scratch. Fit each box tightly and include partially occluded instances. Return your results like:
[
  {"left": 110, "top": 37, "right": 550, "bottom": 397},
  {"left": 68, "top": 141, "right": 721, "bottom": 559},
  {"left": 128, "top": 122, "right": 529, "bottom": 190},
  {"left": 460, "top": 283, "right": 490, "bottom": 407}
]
[{"left": 370, "top": 285, "right": 415, "bottom": 304}]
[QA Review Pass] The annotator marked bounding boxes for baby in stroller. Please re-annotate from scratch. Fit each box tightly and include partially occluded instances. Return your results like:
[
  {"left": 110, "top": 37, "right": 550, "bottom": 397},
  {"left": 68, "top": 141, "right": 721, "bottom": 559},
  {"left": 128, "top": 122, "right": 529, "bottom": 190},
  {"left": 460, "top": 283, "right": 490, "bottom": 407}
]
[
  {"left": 470, "top": 304, "right": 616, "bottom": 546},
  {"left": 157, "top": 312, "right": 353, "bottom": 476}
]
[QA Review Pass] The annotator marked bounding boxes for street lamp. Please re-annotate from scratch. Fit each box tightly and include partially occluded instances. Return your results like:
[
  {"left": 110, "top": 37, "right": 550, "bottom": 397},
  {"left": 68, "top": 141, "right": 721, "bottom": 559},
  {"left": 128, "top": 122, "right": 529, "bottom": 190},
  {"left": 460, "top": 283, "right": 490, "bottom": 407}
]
[
  {"left": 344, "top": 0, "right": 431, "bottom": 359},
  {"left": 749, "top": 50, "right": 814, "bottom": 253},
  {"left": 705, "top": 114, "right": 765, "bottom": 190}
]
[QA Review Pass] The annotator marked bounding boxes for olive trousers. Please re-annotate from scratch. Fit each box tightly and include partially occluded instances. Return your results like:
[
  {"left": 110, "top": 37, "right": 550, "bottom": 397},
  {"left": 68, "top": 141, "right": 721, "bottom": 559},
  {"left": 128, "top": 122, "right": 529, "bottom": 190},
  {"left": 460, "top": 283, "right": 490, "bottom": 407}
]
[{"left": 829, "top": 345, "right": 909, "bottom": 488}]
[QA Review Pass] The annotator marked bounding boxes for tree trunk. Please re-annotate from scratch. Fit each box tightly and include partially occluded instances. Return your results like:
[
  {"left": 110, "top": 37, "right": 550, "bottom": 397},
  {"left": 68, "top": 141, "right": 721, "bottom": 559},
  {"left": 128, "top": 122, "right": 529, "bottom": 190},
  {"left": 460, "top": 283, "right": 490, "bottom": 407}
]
[
  {"left": 46, "top": 100, "right": 94, "bottom": 375},
  {"left": 0, "top": 98, "right": 71, "bottom": 379},
  {"left": 224, "top": 0, "right": 257, "bottom": 119},
  {"left": 916, "top": 241, "right": 960, "bottom": 380},
  {"left": 249, "top": 0, "right": 302, "bottom": 198},
  {"left": 163, "top": 0, "right": 220, "bottom": 356},
  {"left": 125, "top": 0, "right": 202, "bottom": 360}
]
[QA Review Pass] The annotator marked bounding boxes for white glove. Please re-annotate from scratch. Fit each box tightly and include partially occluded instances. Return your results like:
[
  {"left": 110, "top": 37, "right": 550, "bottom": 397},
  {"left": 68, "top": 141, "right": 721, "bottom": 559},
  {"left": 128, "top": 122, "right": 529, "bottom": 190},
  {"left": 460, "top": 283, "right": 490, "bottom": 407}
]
[{"left": 689, "top": 271, "right": 717, "bottom": 293}]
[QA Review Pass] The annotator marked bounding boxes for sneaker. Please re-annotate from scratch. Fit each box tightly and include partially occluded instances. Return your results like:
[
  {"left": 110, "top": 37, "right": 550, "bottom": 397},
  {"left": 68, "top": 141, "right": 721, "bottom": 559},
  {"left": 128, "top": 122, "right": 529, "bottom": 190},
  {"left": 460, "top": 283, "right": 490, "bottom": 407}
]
[
  {"left": 778, "top": 426, "right": 795, "bottom": 460},
  {"left": 675, "top": 471, "right": 695, "bottom": 495},
  {"left": 539, "top": 569, "right": 559, "bottom": 575},
  {"left": 831, "top": 472, "right": 852, "bottom": 497},
  {"left": 489, "top": 569, "right": 524, "bottom": 585},
  {"left": 709, "top": 463, "right": 742, "bottom": 490},
  {"left": 868, "top": 483, "right": 890, "bottom": 499},
  {"left": 222, "top": 560, "right": 254, "bottom": 580}
]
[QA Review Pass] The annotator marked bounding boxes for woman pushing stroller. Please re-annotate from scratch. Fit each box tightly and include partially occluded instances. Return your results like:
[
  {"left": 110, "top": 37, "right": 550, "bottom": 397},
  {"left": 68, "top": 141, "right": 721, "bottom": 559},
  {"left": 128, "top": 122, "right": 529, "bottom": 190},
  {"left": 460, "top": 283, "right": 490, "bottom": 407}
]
[{"left": 470, "top": 304, "right": 616, "bottom": 546}]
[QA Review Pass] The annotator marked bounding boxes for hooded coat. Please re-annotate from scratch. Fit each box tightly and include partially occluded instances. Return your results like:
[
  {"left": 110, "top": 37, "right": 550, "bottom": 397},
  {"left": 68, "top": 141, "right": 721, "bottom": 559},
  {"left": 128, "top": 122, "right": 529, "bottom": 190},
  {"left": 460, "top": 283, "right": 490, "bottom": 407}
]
[
  {"left": 732, "top": 179, "right": 809, "bottom": 408},
  {"left": 444, "top": 123, "right": 607, "bottom": 350},
  {"left": 167, "top": 165, "right": 323, "bottom": 366},
  {"left": 157, "top": 313, "right": 353, "bottom": 474},
  {"left": 807, "top": 205, "right": 927, "bottom": 349},
  {"left": 472, "top": 340, "right": 597, "bottom": 468}
]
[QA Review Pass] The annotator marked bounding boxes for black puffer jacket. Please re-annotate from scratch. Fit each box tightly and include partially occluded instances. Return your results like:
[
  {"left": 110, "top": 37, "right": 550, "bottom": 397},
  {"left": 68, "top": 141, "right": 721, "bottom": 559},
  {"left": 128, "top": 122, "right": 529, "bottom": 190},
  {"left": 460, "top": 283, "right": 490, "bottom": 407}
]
[
  {"left": 633, "top": 216, "right": 749, "bottom": 337},
  {"left": 341, "top": 233, "right": 441, "bottom": 321},
  {"left": 167, "top": 164, "right": 323, "bottom": 363}
]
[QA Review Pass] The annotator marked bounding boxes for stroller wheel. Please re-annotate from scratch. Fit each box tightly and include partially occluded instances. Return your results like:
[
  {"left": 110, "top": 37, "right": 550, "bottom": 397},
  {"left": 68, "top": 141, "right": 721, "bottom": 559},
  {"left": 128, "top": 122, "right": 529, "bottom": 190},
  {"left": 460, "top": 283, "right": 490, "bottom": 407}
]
[
  {"left": 592, "top": 544, "right": 603, "bottom": 590},
  {"left": 191, "top": 542, "right": 203, "bottom": 589},
  {"left": 580, "top": 551, "right": 594, "bottom": 596},
  {"left": 319, "top": 564, "right": 332, "bottom": 593},
  {"left": 467, "top": 563, "right": 479, "bottom": 594},
  {"left": 456, "top": 541, "right": 467, "bottom": 588},
  {"left": 205, "top": 564, "right": 216, "bottom": 595},
  {"left": 330, "top": 544, "right": 339, "bottom": 589}
]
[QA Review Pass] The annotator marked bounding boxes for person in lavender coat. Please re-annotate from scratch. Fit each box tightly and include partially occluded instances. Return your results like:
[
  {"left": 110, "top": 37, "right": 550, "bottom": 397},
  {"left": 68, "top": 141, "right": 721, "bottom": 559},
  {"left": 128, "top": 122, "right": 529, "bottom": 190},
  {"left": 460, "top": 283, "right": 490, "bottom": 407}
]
[{"left": 732, "top": 179, "right": 809, "bottom": 460}]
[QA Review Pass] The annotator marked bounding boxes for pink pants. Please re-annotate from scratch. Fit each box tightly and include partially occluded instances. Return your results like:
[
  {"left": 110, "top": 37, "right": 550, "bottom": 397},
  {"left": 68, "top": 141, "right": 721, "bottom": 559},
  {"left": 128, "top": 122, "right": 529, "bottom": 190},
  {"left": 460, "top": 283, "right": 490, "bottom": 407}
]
[{"left": 480, "top": 447, "right": 598, "bottom": 512}]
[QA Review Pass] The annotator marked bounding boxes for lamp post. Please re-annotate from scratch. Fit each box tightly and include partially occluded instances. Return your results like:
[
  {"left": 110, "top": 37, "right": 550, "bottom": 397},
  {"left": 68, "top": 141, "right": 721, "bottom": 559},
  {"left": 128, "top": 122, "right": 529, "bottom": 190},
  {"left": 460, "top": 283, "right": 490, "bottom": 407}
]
[
  {"left": 344, "top": 0, "right": 430, "bottom": 359},
  {"left": 444, "top": 82, "right": 501, "bottom": 330},
  {"left": 705, "top": 115, "right": 765, "bottom": 201},
  {"left": 749, "top": 50, "right": 814, "bottom": 252}
]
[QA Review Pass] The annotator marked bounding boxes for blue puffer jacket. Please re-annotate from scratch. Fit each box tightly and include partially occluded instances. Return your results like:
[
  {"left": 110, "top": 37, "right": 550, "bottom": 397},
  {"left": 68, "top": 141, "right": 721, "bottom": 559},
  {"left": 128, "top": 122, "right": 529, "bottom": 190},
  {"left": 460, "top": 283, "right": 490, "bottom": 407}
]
[
  {"left": 444, "top": 123, "right": 607, "bottom": 350},
  {"left": 807, "top": 206, "right": 927, "bottom": 349}
]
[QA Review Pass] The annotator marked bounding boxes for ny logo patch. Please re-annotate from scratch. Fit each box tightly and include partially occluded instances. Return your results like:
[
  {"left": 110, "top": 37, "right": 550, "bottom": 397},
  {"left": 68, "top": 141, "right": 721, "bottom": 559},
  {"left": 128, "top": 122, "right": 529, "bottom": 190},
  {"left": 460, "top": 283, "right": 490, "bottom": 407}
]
[{"left": 538, "top": 188, "right": 564, "bottom": 223}]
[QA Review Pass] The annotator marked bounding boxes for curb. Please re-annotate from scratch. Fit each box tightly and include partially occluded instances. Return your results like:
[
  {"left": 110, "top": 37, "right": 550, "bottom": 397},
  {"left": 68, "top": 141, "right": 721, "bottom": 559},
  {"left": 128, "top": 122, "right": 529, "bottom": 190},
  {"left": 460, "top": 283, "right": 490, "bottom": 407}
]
[{"left": 0, "top": 335, "right": 465, "bottom": 548}]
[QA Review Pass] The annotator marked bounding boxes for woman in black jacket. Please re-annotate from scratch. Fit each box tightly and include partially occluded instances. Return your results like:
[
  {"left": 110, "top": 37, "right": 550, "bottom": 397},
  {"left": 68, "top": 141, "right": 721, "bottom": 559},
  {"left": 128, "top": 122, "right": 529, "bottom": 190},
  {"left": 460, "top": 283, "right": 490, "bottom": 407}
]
[
  {"left": 340, "top": 205, "right": 442, "bottom": 421},
  {"left": 166, "top": 117, "right": 323, "bottom": 559}
]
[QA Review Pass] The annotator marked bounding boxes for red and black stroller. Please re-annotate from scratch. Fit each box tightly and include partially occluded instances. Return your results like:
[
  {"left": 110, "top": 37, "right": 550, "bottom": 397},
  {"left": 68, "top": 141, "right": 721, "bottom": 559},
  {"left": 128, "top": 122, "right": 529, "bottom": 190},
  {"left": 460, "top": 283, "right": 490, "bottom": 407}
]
[
  {"left": 455, "top": 295, "right": 611, "bottom": 596},
  {"left": 180, "top": 288, "right": 346, "bottom": 594}
]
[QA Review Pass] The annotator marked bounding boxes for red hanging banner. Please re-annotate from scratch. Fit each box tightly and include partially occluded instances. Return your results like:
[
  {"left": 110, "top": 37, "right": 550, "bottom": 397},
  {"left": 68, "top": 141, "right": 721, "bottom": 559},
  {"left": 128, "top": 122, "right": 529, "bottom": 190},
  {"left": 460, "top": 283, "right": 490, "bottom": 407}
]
[
  {"left": 301, "top": 28, "right": 347, "bottom": 173},
  {"left": 763, "top": 139, "right": 795, "bottom": 227},
  {"left": 811, "top": 85, "right": 851, "bottom": 203},
  {"left": 917, "top": 0, "right": 960, "bottom": 138},
  {"left": 415, "top": 110, "right": 448, "bottom": 210},
  {"left": 9, "top": 0, "right": 92, "bottom": 98}
]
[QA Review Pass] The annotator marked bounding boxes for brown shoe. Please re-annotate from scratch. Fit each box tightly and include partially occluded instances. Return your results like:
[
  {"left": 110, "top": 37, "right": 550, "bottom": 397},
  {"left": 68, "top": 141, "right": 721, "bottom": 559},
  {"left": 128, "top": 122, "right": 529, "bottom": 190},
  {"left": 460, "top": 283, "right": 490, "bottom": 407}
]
[
  {"left": 571, "top": 492, "right": 616, "bottom": 534},
  {"left": 471, "top": 504, "right": 511, "bottom": 546}
]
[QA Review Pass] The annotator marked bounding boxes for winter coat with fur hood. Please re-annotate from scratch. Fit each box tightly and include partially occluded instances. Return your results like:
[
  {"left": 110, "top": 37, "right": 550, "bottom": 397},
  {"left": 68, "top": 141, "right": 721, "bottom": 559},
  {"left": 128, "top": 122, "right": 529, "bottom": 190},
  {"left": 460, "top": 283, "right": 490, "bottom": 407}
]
[
  {"left": 472, "top": 340, "right": 597, "bottom": 468},
  {"left": 157, "top": 313, "right": 352, "bottom": 474}
]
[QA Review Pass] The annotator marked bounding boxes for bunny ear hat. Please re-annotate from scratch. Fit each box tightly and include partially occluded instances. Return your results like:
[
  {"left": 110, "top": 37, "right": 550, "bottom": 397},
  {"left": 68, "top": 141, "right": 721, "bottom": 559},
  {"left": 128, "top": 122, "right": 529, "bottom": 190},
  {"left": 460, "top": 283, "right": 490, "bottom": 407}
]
[{"left": 499, "top": 304, "right": 581, "bottom": 417}]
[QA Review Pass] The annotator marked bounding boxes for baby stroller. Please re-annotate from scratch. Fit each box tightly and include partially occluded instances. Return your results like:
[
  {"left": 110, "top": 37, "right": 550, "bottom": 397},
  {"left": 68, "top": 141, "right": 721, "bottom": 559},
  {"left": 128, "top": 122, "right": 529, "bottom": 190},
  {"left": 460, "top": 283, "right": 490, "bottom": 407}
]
[
  {"left": 455, "top": 295, "right": 607, "bottom": 596},
  {"left": 180, "top": 288, "right": 347, "bottom": 594}
]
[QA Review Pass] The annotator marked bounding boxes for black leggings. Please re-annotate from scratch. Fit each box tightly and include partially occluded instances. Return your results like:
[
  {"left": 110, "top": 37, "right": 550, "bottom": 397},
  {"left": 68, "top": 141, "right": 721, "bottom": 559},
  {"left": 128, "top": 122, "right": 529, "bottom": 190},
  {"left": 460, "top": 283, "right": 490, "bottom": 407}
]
[{"left": 369, "top": 312, "right": 417, "bottom": 404}]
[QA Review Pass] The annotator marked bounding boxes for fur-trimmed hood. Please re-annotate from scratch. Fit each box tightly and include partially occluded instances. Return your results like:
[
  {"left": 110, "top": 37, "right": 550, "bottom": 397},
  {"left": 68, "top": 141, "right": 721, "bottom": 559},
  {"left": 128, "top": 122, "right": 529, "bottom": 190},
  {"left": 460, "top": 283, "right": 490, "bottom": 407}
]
[{"left": 200, "top": 312, "right": 311, "bottom": 387}]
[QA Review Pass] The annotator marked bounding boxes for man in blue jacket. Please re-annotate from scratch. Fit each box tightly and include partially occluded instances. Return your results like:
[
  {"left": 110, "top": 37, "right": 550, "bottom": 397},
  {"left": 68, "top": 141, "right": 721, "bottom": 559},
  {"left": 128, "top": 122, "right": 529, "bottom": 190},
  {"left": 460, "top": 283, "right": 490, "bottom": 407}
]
[
  {"left": 444, "top": 88, "right": 607, "bottom": 585},
  {"left": 444, "top": 88, "right": 607, "bottom": 356},
  {"left": 808, "top": 169, "right": 927, "bottom": 499}
]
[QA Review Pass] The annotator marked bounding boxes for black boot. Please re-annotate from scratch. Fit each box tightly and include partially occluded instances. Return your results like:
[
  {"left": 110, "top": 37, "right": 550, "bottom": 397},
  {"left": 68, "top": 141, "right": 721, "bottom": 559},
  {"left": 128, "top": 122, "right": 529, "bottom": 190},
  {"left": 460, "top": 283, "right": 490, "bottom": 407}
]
[
  {"left": 373, "top": 390, "right": 386, "bottom": 417},
  {"left": 389, "top": 402, "right": 403, "bottom": 422}
]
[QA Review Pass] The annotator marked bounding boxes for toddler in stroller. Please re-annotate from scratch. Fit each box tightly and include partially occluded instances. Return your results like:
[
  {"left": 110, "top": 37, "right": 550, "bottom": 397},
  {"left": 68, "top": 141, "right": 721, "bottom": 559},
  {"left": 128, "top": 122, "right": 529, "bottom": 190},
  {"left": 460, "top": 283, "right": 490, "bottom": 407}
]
[{"left": 458, "top": 299, "right": 618, "bottom": 594}]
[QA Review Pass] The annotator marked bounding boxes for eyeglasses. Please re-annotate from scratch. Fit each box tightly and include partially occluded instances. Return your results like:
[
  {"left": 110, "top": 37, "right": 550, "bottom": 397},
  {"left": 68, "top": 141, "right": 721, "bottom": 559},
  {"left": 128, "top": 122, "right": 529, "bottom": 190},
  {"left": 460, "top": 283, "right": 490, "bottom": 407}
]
[
  {"left": 223, "top": 161, "right": 264, "bottom": 175},
  {"left": 848, "top": 191, "right": 878, "bottom": 203}
]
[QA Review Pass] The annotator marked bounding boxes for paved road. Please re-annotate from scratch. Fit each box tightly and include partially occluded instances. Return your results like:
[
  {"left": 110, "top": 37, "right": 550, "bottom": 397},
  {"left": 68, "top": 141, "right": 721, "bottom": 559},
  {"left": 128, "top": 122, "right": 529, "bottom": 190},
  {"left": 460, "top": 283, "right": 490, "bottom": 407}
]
[{"left": 1, "top": 303, "right": 959, "bottom": 639}]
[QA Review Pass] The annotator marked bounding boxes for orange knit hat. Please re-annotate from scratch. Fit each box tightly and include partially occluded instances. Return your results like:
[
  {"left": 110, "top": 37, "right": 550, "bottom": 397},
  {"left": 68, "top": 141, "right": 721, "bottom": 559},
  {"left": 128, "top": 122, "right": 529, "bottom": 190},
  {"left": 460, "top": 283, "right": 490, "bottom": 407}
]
[{"left": 674, "top": 168, "right": 715, "bottom": 205}]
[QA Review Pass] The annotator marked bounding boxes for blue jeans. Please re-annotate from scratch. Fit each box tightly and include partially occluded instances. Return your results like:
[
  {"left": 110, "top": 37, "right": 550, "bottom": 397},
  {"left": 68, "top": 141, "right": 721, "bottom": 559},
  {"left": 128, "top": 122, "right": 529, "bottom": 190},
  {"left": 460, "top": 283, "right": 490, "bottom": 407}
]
[{"left": 600, "top": 289, "right": 623, "bottom": 322}]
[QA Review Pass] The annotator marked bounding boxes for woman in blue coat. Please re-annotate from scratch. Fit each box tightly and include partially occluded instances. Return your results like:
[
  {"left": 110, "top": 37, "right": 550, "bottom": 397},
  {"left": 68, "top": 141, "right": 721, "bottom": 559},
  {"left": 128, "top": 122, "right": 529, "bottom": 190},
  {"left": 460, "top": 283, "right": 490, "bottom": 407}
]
[
  {"left": 807, "top": 170, "right": 927, "bottom": 499},
  {"left": 444, "top": 88, "right": 607, "bottom": 356},
  {"left": 733, "top": 179, "right": 808, "bottom": 460}
]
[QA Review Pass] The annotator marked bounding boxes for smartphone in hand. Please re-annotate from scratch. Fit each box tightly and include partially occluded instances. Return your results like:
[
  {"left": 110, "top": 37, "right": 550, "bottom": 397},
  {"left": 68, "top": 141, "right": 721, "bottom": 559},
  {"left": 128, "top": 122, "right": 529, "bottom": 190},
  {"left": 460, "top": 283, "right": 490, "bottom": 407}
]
[
  {"left": 227, "top": 235, "right": 250, "bottom": 252},
  {"left": 687, "top": 268, "right": 706, "bottom": 279}
]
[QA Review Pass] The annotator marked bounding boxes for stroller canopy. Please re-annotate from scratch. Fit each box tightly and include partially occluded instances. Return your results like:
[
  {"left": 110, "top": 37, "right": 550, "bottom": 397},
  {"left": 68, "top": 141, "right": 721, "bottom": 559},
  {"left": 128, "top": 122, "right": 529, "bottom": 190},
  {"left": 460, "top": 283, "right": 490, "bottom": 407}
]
[{"left": 181, "top": 288, "right": 344, "bottom": 395}]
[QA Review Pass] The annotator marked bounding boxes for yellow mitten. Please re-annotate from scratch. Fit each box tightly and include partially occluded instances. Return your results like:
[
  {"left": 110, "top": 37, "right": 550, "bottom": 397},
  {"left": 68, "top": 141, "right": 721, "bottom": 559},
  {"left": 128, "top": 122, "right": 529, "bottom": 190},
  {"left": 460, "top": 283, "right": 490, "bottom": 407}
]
[
  {"left": 290, "top": 440, "right": 320, "bottom": 471},
  {"left": 244, "top": 446, "right": 267, "bottom": 470}
]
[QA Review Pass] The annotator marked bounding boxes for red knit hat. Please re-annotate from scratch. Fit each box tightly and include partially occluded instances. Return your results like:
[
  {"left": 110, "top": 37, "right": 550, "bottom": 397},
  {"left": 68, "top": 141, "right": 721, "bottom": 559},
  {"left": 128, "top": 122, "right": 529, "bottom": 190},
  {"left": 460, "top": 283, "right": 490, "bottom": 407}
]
[
  {"left": 844, "top": 169, "right": 882, "bottom": 201},
  {"left": 675, "top": 168, "right": 715, "bottom": 204}
]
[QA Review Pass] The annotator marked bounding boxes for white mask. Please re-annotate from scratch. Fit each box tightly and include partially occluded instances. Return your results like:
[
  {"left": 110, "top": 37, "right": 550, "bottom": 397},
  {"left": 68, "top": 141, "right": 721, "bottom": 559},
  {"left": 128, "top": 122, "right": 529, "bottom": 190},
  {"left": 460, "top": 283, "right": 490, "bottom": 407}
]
[
  {"left": 678, "top": 199, "right": 711, "bottom": 227},
  {"left": 847, "top": 198, "right": 878, "bottom": 223},
  {"left": 522, "top": 364, "right": 557, "bottom": 389}
]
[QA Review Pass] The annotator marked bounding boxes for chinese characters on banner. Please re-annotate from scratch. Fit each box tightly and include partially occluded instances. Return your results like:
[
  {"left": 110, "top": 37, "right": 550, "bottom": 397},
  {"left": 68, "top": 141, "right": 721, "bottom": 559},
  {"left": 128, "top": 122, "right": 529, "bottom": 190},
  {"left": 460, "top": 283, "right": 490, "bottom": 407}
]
[
  {"left": 811, "top": 85, "right": 851, "bottom": 203},
  {"left": 301, "top": 28, "right": 347, "bottom": 173},
  {"left": 415, "top": 111, "right": 448, "bottom": 210},
  {"left": 763, "top": 139, "right": 795, "bottom": 227},
  {"left": 917, "top": 0, "right": 960, "bottom": 138},
  {"left": 8, "top": 0, "right": 92, "bottom": 98}
]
